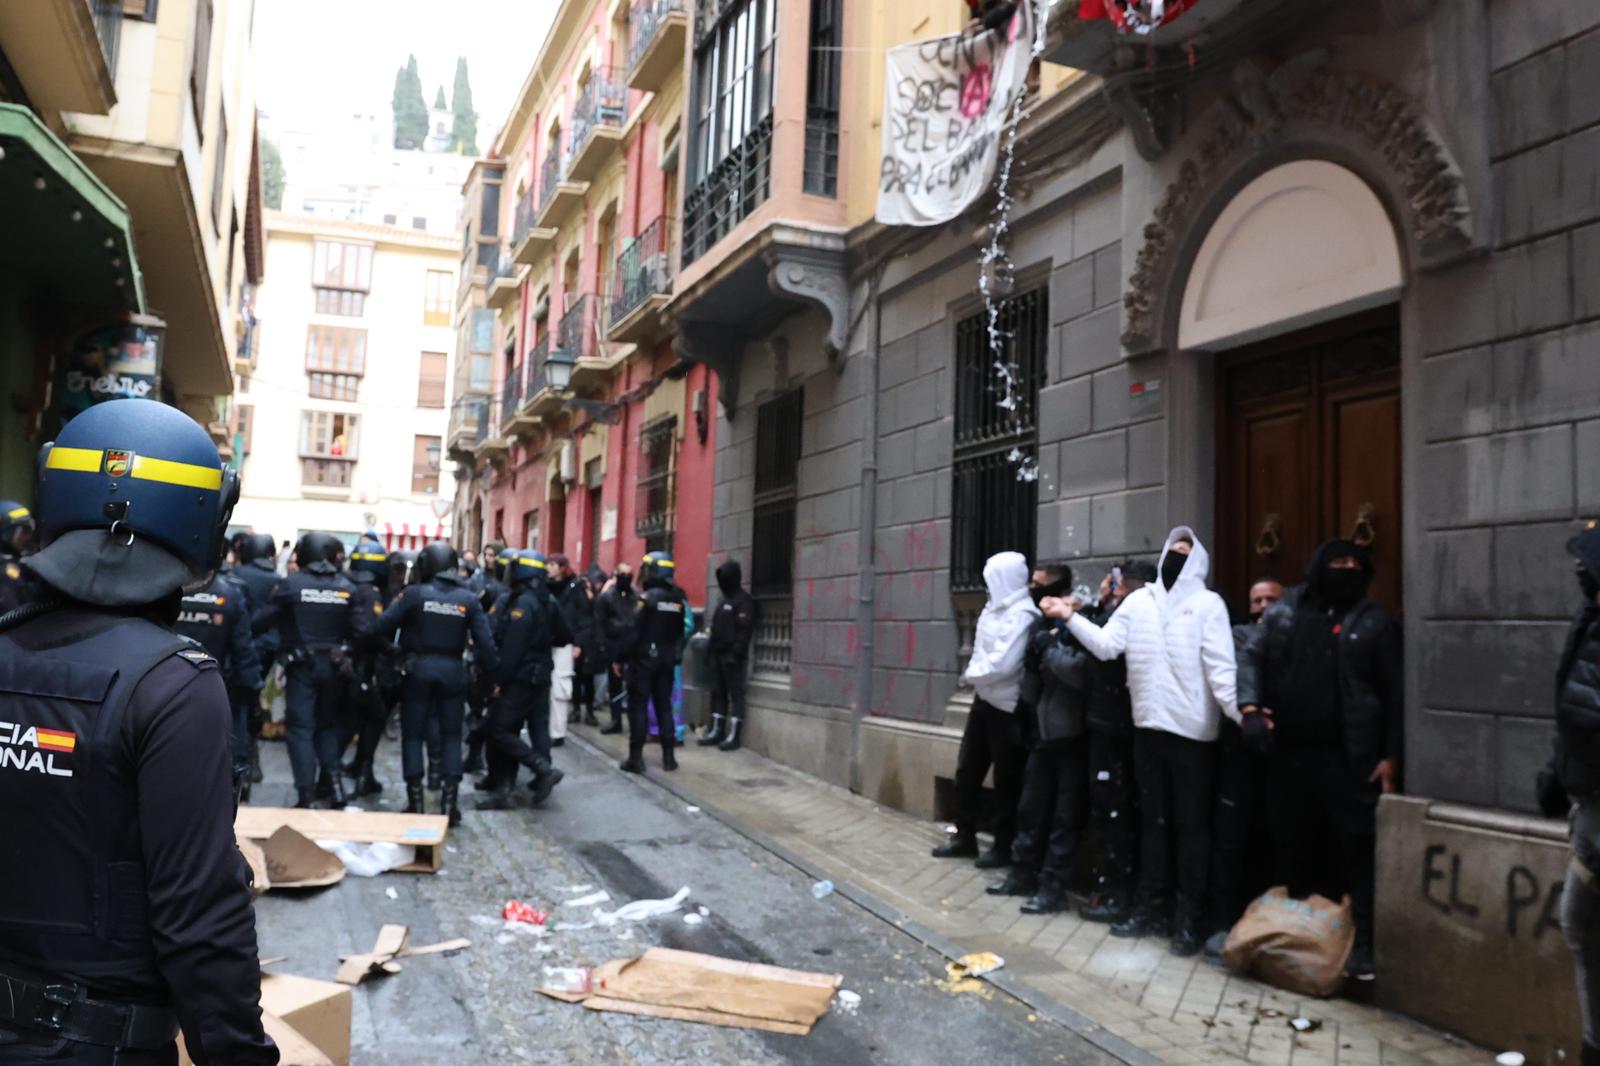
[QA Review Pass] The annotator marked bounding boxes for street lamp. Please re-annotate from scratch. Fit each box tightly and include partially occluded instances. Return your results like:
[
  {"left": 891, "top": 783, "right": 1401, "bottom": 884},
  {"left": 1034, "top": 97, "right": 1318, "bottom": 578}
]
[{"left": 546, "top": 345, "right": 575, "bottom": 391}]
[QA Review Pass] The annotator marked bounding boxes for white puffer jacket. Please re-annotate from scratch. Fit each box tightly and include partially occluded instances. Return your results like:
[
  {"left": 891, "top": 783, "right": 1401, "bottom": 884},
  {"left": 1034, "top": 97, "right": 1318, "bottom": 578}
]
[
  {"left": 1066, "top": 526, "right": 1239, "bottom": 741},
  {"left": 963, "top": 551, "right": 1040, "bottom": 713}
]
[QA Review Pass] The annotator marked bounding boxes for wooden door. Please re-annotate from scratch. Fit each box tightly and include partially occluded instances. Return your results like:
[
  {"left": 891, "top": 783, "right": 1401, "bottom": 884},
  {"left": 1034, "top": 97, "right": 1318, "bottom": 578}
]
[{"left": 1214, "top": 308, "right": 1402, "bottom": 618}]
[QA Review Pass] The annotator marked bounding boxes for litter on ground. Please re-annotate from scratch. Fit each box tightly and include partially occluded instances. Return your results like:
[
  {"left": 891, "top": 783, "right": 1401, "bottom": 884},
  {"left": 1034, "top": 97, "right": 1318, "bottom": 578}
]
[
  {"left": 834, "top": 990, "right": 861, "bottom": 1015},
  {"left": 564, "top": 890, "right": 611, "bottom": 908},
  {"left": 593, "top": 886, "right": 690, "bottom": 926},
  {"left": 335, "top": 924, "right": 470, "bottom": 986},
  {"left": 502, "top": 900, "right": 550, "bottom": 926},
  {"left": 946, "top": 952, "right": 1005, "bottom": 980}
]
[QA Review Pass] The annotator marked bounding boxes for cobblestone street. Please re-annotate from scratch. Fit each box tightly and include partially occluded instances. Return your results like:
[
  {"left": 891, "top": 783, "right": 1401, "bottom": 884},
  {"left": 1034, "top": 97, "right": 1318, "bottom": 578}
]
[{"left": 248, "top": 734, "right": 1115, "bottom": 1064}]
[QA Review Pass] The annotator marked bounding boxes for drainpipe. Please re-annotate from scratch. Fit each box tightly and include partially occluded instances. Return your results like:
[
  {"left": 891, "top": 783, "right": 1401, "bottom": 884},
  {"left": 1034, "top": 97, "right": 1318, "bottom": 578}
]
[{"left": 850, "top": 267, "right": 882, "bottom": 797}]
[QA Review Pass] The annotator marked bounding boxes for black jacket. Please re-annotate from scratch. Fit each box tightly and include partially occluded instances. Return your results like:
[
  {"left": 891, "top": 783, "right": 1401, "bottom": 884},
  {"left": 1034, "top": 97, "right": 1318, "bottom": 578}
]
[
  {"left": 494, "top": 580, "right": 573, "bottom": 686},
  {"left": 594, "top": 584, "right": 639, "bottom": 662},
  {"left": 627, "top": 576, "right": 689, "bottom": 666},
  {"left": 1021, "top": 618, "right": 1087, "bottom": 749},
  {"left": 709, "top": 560, "right": 757, "bottom": 659},
  {"left": 371, "top": 573, "right": 497, "bottom": 671},
  {"left": 1080, "top": 601, "right": 1133, "bottom": 737},
  {"left": 553, "top": 577, "right": 599, "bottom": 673},
  {"left": 1237, "top": 586, "right": 1403, "bottom": 775},
  {"left": 1550, "top": 607, "right": 1600, "bottom": 800}
]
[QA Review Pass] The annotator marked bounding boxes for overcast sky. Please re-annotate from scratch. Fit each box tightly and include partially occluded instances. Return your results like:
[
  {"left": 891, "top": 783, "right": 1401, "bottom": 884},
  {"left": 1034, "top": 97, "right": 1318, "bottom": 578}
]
[{"left": 254, "top": 0, "right": 557, "bottom": 148}]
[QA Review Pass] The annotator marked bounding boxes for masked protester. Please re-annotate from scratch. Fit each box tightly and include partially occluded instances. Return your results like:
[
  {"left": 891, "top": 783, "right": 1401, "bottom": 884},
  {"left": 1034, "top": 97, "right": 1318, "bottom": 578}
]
[
  {"left": 0, "top": 399, "right": 275, "bottom": 1063},
  {"left": 700, "top": 560, "right": 758, "bottom": 751},
  {"left": 1539, "top": 523, "right": 1600, "bottom": 1065},
  {"left": 1237, "top": 538, "right": 1401, "bottom": 980},
  {"left": 594, "top": 563, "right": 639, "bottom": 735},
  {"left": 1063, "top": 528, "right": 1238, "bottom": 957},
  {"left": 933, "top": 552, "right": 1041, "bottom": 869}
]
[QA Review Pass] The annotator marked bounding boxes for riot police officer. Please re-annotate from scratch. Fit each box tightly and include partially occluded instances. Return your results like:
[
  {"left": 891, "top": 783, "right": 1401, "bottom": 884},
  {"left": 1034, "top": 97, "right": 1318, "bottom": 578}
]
[
  {"left": 255, "top": 531, "right": 360, "bottom": 809},
  {"left": 483, "top": 551, "right": 572, "bottom": 808},
  {"left": 465, "top": 548, "right": 514, "bottom": 778},
  {"left": 175, "top": 570, "right": 263, "bottom": 800},
  {"left": 622, "top": 551, "right": 690, "bottom": 774},
  {"left": 0, "top": 398, "right": 274, "bottom": 1063},
  {"left": 342, "top": 536, "right": 391, "bottom": 797},
  {"left": 0, "top": 500, "right": 36, "bottom": 613},
  {"left": 227, "top": 531, "right": 279, "bottom": 786},
  {"left": 370, "top": 541, "right": 496, "bottom": 825}
]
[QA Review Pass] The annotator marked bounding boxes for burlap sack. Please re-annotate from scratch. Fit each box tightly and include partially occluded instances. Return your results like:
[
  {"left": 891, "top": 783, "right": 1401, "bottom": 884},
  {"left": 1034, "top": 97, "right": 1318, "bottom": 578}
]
[{"left": 1221, "top": 886, "right": 1354, "bottom": 998}]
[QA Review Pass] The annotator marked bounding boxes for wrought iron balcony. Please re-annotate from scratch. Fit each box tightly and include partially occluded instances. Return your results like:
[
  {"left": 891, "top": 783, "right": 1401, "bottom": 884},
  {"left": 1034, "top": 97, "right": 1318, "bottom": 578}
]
[
  {"left": 538, "top": 146, "right": 564, "bottom": 215},
  {"left": 512, "top": 187, "right": 555, "bottom": 264},
  {"left": 486, "top": 251, "right": 519, "bottom": 310},
  {"left": 556, "top": 295, "right": 599, "bottom": 363},
  {"left": 627, "top": 0, "right": 688, "bottom": 93},
  {"left": 500, "top": 367, "right": 524, "bottom": 426},
  {"left": 525, "top": 336, "right": 549, "bottom": 399},
  {"left": 608, "top": 216, "right": 674, "bottom": 342},
  {"left": 536, "top": 142, "right": 588, "bottom": 230},
  {"left": 568, "top": 69, "right": 627, "bottom": 182},
  {"left": 682, "top": 116, "right": 772, "bottom": 266}
]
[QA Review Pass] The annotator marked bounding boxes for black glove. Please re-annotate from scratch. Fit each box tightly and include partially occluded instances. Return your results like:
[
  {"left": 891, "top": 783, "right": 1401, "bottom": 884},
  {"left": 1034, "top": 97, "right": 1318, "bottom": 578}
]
[
  {"left": 1240, "top": 711, "right": 1273, "bottom": 755},
  {"left": 1538, "top": 764, "right": 1572, "bottom": 820}
]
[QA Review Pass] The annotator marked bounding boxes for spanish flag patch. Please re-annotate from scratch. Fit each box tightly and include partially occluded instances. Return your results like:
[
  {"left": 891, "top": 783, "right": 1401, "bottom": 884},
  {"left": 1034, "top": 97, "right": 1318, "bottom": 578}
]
[{"left": 35, "top": 729, "right": 76, "bottom": 753}]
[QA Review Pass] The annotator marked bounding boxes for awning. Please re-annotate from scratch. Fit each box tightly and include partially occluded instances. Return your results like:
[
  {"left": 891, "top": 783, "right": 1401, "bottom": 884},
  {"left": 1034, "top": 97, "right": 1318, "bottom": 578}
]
[
  {"left": 383, "top": 522, "right": 449, "bottom": 552},
  {"left": 0, "top": 102, "right": 144, "bottom": 313}
]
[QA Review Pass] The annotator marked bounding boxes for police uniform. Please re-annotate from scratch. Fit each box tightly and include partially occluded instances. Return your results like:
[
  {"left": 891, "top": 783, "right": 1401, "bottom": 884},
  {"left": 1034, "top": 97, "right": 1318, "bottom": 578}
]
[
  {"left": 485, "top": 553, "right": 573, "bottom": 807},
  {"left": 0, "top": 500, "right": 36, "bottom": 614},
  {"left": 464, "top": 551, "right": 514, "bottom": 779},
  {"left": 340, "top": 540, "right": 391, "bottom": 797},
  {"left": 0, "top": 398, "right": 272, "bottom": 1063},
  {"left": 370, "top": 546, "right": 496, "bottom": 823},
  {"left": 622, "top": 553, "right": 690, "bottom": 773},
  {"left": 175, "top": 572, "right": 264, "bottom": 793},
  {"left": 254, "top": 537, "right": 360, "bottom": 808}
]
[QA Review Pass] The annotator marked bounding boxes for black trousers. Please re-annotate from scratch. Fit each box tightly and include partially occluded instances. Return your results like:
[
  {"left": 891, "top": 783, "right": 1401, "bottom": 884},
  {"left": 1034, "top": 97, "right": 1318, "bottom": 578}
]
[
  {"left": 0, "top": 1035, "right": 175, "bottom": 1064},
  {"left": 710, "top": 653, "right": 748, "bottom": 720},
  {"left": 1211, "top": 718, "right": 1274, "bottom": 931},
  {"left": 627, "top": 660, "right": 677, "bottom": 755},
  {"left": 1266, "top": 745, "right": 1379, "bottom": 938},
  {"left": 1012, "top": 738, "right": 1088, "bottom": 882},
  {"left": 490, "top": 680, "right": 552, "bottom": 769},
  {"left": 606, "top": 662, "right": 629, "bottom": 727},
  {"left": 1132, "top": 728, "right": 1216, "bottom": 916},
  {"left": 950, "top": 698, "right": 1026, "bottom": 852},
  {"left": 284, "top": 656, "right": 344, "bottom": 788},
  {"left": 400, "top": 656, "right": 467, "bottom": 783},
  {"left": 573, "top": 671, "right": 595, "bottom": 712},
  {"left": 1087, "top": 726, "right": 1139, "bottom": 898}
]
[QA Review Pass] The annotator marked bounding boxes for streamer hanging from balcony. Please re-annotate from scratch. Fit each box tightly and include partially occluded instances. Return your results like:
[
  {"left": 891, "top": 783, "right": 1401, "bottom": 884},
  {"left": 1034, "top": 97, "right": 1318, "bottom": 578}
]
[
  {"left": 1076, "top": 0, "right": 1198, "bottom": 35},
  {"left": 873, "top": 1, "right": 1033, "bottom": 227}
]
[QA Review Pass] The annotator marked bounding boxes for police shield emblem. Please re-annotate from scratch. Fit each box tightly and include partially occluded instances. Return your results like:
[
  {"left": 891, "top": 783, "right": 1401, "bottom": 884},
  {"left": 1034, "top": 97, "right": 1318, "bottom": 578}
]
[{"left": 103, "top": 449, "right": 132, "bottom": 478}]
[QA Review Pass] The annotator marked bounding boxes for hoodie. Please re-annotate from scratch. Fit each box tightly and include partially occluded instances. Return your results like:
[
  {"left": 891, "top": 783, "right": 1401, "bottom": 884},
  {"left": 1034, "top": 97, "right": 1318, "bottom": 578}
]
[
  {"left": 963, "top": 551, "right": 1041, "bottom": 712},
  {"left": 1066, "top": 526, "right": 1238, "bottom": 741},
  {"left": 710, "top": 560, "right": 758, "bottom": 656}
]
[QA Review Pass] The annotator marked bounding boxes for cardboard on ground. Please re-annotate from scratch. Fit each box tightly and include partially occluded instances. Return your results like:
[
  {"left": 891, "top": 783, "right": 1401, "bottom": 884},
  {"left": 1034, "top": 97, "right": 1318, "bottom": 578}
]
[
  {"left": 538, "top": 947, "right": 842, "bottom": 1035},
  {"left": 179, "top": 970, "right": 351, "bottom": 1066},
  {"left": 235, "top": 806, "right": 448, "bottom": 872},
  {"left": 335, "top": 923, "right": 472, "bottom": 986}
]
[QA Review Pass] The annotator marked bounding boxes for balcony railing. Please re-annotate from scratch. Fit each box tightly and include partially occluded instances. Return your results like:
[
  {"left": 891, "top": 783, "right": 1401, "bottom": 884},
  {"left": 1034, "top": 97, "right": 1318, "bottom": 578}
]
[
  {"left": 513, "top": 188, "right": 539, "bottom": 247},
  {"left": 752, "top": 596, "right": 793, "bottom": 676},
  {"left": 91, "top": 0, "right": 122, "bottom": 80},
  {"left": 556, "top": 295, "right": 599, "bottom": 362},
  {"left": 539, "top": 145, "right": 564, "bottom": 214},
  {"left": 302, "top": 458, "right": 354, "bottom": 488},
  {"left": 570, "top": 70, "right": 627, "bottom": 158},
  {"left": 499, "top": 368, "right": 523, "bottom": 424},
  {"left": 628, "top": 0, "right": 684, "bottom": 72},
  {"left": 683, "top": 116, "right": 773, "bottom": 266},
  {"left": 526, "top": 335, "right": 550, "bottom": 397},
  {"left": 473, "top": 401, "right": 490, "bottom": 444},
  {"left": 609, "top": 216, "right": 674, "bottom": 327}
]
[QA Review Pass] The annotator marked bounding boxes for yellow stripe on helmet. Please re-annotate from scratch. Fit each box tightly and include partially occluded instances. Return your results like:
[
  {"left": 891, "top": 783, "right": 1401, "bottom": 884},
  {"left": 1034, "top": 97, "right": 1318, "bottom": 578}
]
[
  {"left": 5, "top": 507, "right": 28, "bottom": 520},
  {"left": 351, "top": 552, "right": 388, "bottom": 561},
  {"left": 44, "top": 446, "right": 103, "bottom": 473},
  {"left": 655, "top": 558, "right": 675, "bottom": 568},
  {"left": 131, "top": 455, "right": 223, "bottom": 491},
  {"left": 517, "top": 556, "right": 547, "bottom": 569}
]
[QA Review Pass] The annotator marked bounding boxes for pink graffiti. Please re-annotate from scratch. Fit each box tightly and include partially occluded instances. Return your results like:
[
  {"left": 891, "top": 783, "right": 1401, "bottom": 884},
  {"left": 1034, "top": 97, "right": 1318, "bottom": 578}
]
[{"left": 959, "top": 64, "right": 993, "bottom": 118}]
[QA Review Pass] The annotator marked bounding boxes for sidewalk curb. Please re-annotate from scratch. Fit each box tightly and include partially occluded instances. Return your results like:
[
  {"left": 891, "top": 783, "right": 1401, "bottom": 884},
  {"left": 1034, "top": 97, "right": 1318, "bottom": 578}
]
[{"left": 569, "top": 731, "right": 1162, "bottom": 1066}]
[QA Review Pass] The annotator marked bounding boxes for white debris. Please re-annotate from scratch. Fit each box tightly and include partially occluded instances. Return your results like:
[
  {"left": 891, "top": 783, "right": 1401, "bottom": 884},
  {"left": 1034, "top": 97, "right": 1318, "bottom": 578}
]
[
  {"left": 593, "top": 886, "right": 691, "bottom": 926},
  {"left": 495, "top": 934, "right": 515, "bottom": 945},
  {"left": 812, "top": 880, "right": 835, "bottom": 899},
  {"left": 556, "top": 884, "right": 594, "bottom": 895},
  {"left": 697, "top": 906, "right": 710, "bottom": 917},
  {"left": 835, "top": 990, "right": 862, "bottom": 1015},
  {"left": 1497, "top": 1054, "right": 1526, "bottom": 1066},
  {"left": 683, "top": 913, "right": 704, "bottom": 926},
  {"left": 384, "top": 887, "right": 398, "bottom": 901},
  {"left": 686, "top": 805, "right": 701, "bottom": 813},
  {"left": 563, "top": 890, "right": 611, "bottom": 908},
  {"left": 314, "top": 839, "right": 415, "bottom": 877},
  {"left": 554, "top": 921, "right": 595, "bottom": 932}
]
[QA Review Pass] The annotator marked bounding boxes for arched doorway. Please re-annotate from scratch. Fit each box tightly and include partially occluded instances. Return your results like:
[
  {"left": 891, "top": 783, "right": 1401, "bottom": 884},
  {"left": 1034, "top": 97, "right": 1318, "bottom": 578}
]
[{"left": 1181, "top": 160, "right": 1405, "bottom": 615}]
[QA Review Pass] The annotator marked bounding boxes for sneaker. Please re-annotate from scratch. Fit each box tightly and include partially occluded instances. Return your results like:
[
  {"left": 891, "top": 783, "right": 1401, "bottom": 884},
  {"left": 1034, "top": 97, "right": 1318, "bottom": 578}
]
[{"left": 931, "top": 835, "right": 978, "bottom": 859}]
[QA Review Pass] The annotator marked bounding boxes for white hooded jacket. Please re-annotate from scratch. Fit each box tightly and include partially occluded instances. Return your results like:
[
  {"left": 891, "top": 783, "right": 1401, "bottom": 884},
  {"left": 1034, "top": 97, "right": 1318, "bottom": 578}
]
[
  {"left": 963, "top": 551, "right": 1040, "bottom": 713},
  {"left": 1066, "top": 527, "right": 1239, "bottom": 741}
]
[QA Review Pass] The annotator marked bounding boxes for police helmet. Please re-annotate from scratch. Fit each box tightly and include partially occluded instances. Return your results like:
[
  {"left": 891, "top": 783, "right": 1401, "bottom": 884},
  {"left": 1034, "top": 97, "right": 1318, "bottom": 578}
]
[
  {"left": 495, "top": 547, "right": 520, "bottom": 584},
  {"left": 28, "top": 399, "right": 239, "bottom": 604},
  {"left": 509, "top": 549, "right": 548, "bottom": 587},
  {"left": 0, "top": 501, "right": 35, "bottom": 557},
  {"left": 349, "top": 537, "right": 390, "bottom": 580},
  {"left": 415, "top": 540, "right": 458, "bottom": 582},
  {"left": 640, "top": 550, "right": 676, "bottom": 584},
  {"left": 240, "top": 532, "right": 276, "bottom": 564},
  {"left": 295, "top": 531, "right": 344, "bottom": 570}
]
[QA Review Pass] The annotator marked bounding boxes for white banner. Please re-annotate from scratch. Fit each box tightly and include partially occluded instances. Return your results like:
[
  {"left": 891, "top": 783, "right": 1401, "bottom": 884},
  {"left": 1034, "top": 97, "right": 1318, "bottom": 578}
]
[{"left": 875, "top": 5, "right": 1033, "bottom": 227}]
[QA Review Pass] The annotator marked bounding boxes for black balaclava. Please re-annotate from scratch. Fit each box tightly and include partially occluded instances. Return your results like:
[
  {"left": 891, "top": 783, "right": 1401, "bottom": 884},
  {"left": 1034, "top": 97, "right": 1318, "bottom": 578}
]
[
  {"left": 1029, "top": 568, "right": 1072, "bottom": 607},
  {"left": 1307, "top": 537, "right": 1372, "bottom": 609},
  {"left": 716, "top": 559, "right": 744, "bottom": 598},
  {"left": 1160, "top": 550, "right": 1186, "bottom": 591},
  {"left": 615, "top": 570, "right": 633, "bottom": 593}
]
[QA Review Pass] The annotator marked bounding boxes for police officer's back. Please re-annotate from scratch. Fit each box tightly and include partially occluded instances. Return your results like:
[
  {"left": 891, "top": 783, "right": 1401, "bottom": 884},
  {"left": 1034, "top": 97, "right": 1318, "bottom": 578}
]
[
  {"left": 341, "top": 538, "right": 391, "bottom": 797},
  {"left": 175, "top": 571, "right": 264, "bottom": 798},
  {"left": 484, "top": 551, "right": 573, "bottom": 807},
  {"left": 622, "top": 551, "right": 689, "bottom": 774},
  {"left": 0, "top": 399, "right": 274, "bottom": 1063},
  {"left": 0, "top": 500, "right": 37, "bottom": 614},
  {"left": 255, "top": 532, "right": 359, "bottom": 808},
  {"left": 371, "top": 541, "right": 495, "bottom": 824}
]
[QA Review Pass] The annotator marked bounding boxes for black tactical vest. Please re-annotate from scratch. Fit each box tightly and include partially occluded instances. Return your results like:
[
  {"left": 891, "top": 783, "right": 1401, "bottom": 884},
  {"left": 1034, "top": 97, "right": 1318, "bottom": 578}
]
[
  {"left": 281, "top": 571, "right": 354, "bottom": 651},
  {"left": 174, "top": 576, "right": 240, "bottom": 662},
  {"left": 405, "top": 580, "right": 474, "bottom": 656},
  {"left": 0, "top": 610, "right": 197, "bottom": 988}
]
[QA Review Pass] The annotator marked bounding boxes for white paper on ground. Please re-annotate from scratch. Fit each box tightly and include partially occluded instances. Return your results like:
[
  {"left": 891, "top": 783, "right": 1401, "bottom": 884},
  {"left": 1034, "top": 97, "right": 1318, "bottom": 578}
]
[
  {"left": 593, "top": 886, "right": 691, "bottom": 926},
  {"left": 314, "top": 839, "right": 416, "bottom": 877},
  {"left": 564, "top": 890, "right": 611, "bottom": 908}
]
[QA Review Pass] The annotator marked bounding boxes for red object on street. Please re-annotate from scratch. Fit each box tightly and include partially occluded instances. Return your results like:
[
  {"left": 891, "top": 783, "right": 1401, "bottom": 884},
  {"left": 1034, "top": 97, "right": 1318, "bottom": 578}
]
[{"left": 502, "top": 900, "right": 549, "bottom": 925}]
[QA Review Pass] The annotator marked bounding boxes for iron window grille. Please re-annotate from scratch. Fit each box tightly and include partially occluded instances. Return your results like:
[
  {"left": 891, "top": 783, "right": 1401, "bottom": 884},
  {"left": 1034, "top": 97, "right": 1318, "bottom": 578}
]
[
  {"left": 751, "top": 388, "right": 803, "bottom": 674},
  {"left": 635, "top": 417, "right": 678, "bottom": 541},
  {"left": 950, "top": 287, "right": 1047, "bottom": 592},
  {"left": 803, "top": 0, "right": 841, "bottom": 197}
]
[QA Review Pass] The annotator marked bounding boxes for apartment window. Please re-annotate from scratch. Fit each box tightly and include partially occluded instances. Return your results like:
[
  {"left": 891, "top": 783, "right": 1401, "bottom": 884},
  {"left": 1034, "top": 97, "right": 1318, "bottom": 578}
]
[
  {"left": 423, "top": 270, "right": 452, "bottom": 326},
  {"left": 307, "top": 373, "right": 360, "bottom": 401},
  {"left": 300, "top": 411, "right": 359, "bottom": 487},
  {"left": 634, "top": 417, "right": 677, "bottom": 549},
  {"left": 803, "top": 0, "right": 841, "bottom": 197},
  {"left": 312, "top": 239, "right": 373, "bottom": 291},
  {"left": 383, "top": 213, "right": 397, "bottom": 225},
  {"left": 752, "top": 388, "right": 803, "bottom": 675},
  {"left": 122, "top": 0, "right": 159, "bottom": 18},
  {"left": 413, "top": 216, "right": 427, "bottom": 231},
  {"left": 305, "top": 325, "right": 367, "bottom": 376},
  {"left": 951, "top": 287, "right": 1047, "bottom": 592},
  {"left": 235, "top": 403, "right": 254, "bottom": 457},
  {"left": 190, "top": 0, "right": 212, "bottom": 130},
  {"left": 523, "top": 509, "right": 539, "bottom": 550},
  {"left": 683, "top": 0, "right": 776, "bottom": 264},
  {"left": 412, "top": 435, "right": 441, "bottom": 495},
  {"left": 210, "top": 109, "right": 228, "bottom": 228},
  {"left": 418, "top": 351, "right": 447, "bottom": 407},
  {"left": 314, "top": 288, "right": 365, "bottom": 316}
]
